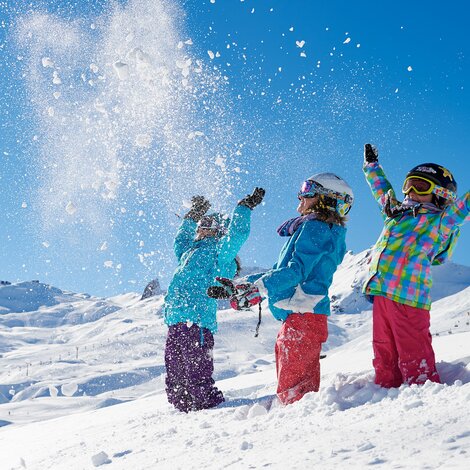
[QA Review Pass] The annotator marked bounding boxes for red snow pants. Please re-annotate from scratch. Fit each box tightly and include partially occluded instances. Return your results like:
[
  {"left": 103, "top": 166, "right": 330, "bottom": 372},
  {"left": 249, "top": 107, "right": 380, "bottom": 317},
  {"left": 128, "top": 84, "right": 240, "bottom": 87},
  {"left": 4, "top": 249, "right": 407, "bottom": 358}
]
[
  {"left": 372, "top": 296, "right": 440, "bottom": 388},
  {"left": 275, "top": 312, "right": 328, "bottom": 405}
]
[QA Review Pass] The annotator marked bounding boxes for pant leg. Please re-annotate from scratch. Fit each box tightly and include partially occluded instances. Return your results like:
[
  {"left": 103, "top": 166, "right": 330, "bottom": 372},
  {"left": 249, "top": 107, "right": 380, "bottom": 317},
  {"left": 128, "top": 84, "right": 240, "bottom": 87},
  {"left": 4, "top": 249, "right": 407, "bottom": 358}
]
[
  {"left": 275, "top": 313, "right": 328, "bottom": 405},
  {"left": 165, "top": 324, "right": 224, "bottom": 412},
  {"left": 165, "top": 324, "right": 192, "bottom": 412},
  {"left": 372, "top": 296, "right": 402, "bottom": 388},
  {"left": 386, "top": 299, "right": 440, "bottom": 385},
  {"left": 165, "top": 323, "right": 224, "bottom": 413},
  {"left": 185, "top": 327, "right": 224, "bottom": 410}
]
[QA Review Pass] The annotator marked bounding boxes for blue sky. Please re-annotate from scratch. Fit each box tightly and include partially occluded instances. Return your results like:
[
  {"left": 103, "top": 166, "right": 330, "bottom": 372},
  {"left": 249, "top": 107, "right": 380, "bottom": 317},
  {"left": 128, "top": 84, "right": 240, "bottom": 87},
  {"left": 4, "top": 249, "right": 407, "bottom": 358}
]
[{"left": 1, "top": 0, "right": 469, "bottom": 296}]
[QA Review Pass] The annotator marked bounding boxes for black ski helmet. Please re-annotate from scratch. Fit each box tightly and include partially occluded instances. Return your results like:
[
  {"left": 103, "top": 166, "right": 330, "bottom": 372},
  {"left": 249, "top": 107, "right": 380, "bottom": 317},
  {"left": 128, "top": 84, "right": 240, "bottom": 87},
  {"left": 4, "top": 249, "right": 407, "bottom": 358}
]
[{"left": 404, "top": 163, "right": 457, "bottom": 196}]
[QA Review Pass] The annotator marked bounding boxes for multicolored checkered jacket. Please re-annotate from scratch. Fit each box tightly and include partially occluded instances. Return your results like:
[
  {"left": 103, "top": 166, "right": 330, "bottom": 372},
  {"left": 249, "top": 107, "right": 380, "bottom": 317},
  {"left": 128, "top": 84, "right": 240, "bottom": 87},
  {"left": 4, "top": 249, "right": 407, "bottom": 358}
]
[{"left": 363, "top": 162, "right": 470, "bottom": 310}]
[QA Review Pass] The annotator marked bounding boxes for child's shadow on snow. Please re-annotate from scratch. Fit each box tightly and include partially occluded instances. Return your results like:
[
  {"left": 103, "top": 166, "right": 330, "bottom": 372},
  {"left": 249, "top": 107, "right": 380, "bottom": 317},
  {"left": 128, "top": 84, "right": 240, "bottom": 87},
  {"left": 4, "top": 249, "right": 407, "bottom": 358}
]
[
  {"left": 218, "top": 394, "right": 276, "bottom": 409},
  {"left": 437, "top": 360, "right": 470, "bottom": 385}
]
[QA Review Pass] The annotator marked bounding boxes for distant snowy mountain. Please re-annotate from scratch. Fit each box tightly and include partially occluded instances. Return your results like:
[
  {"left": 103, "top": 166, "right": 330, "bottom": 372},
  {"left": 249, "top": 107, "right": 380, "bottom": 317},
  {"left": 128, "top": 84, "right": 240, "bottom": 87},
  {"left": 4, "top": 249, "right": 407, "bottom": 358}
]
[
  {"left": 0, "top": 281, "right": 129, "bottom": 328},
  {"left": 238, "top": 265, "right": 268, "bottom": 278},
  {"left": 0, "top": 250, "right": 469, "bottom": 469},
  {"left": 0, "top": 281, "right": 86, "bottom": 314}
]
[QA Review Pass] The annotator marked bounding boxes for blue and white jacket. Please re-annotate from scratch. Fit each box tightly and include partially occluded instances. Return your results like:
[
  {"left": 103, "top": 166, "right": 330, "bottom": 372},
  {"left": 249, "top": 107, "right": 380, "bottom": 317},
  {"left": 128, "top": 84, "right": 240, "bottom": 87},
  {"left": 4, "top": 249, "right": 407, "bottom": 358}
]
[{"left": 247, "top": 219, "right": 347, "bottom": 321}]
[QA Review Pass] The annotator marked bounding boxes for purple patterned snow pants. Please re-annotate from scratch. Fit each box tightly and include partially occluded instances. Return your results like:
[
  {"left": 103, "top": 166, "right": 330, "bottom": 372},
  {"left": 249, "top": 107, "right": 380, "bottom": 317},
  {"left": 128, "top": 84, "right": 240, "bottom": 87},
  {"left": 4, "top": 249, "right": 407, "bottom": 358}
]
[{"left": 164, "top": 323, "right": 224, "bottom": 412}]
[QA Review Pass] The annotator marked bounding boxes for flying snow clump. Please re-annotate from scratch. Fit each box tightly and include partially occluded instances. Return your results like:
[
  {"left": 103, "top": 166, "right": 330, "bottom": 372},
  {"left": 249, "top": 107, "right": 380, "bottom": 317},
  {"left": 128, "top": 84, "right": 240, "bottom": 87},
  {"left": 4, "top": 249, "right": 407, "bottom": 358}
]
[{"left": 65, "top": 202, "right": 77, "bottom": 215}]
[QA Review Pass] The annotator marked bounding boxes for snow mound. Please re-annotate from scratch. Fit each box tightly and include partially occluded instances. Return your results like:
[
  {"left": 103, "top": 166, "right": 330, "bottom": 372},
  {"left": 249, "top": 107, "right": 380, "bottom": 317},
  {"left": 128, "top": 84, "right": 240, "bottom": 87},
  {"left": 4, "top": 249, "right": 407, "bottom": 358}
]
[{"left": 0, "top": 249, "right": 469, "bottom": 469}]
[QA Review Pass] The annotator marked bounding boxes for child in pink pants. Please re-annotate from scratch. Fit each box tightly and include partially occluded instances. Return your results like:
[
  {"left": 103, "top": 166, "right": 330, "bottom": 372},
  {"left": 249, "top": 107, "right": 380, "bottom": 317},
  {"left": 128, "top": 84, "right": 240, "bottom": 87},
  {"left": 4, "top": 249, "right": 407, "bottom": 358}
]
[{"left": 363, "top": 144, "right": 469, "bottom": 387}]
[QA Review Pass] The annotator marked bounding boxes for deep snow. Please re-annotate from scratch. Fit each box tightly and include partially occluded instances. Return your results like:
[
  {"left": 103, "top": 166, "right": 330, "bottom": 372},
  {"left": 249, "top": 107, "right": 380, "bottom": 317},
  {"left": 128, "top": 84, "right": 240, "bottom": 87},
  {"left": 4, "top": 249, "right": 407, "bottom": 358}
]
[{"left": 1, "top": 250, "right": 470, "bottom": 469}]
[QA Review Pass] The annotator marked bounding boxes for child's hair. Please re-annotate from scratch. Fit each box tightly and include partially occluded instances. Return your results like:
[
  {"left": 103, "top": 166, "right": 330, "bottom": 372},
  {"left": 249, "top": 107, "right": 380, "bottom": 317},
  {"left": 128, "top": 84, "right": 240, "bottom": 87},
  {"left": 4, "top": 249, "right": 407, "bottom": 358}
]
[
  {"left": 235, "top": 256, "right": 242, "bottom": 276},
  {"left": 433, "top": 194, "right": 452, "bottom": 210},
  {"left": 310, "top": 195, "right": 347, "bottom": 226}
]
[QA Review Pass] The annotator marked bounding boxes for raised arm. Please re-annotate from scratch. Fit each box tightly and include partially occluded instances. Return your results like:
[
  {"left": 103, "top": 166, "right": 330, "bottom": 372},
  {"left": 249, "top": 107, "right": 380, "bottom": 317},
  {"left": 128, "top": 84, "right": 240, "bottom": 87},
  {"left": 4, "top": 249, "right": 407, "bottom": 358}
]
[
  {"left": 174, "top": 196, "right": 210, "bottom": 261},
  {"left": 439, "top": 190, "right": 470, "bottom": 233},
  {"left": 217, "top": 187, "right": 265, "bottom": 264},
  {"left": 173, "top": 218, "right": 196, "bottom": 261},
  {"left": 433, "top": 190, "right": 470, "bottom": 265},
  {"left": 362, "top": 144, "right": 401, "bottom": 219}
]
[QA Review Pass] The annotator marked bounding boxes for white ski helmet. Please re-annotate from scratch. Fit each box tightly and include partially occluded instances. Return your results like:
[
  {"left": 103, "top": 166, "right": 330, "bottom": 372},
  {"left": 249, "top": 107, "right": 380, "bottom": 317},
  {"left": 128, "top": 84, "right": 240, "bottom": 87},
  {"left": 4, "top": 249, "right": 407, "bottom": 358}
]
[{"left": 298, "top": 173, "right": 354, "bottom": 216}]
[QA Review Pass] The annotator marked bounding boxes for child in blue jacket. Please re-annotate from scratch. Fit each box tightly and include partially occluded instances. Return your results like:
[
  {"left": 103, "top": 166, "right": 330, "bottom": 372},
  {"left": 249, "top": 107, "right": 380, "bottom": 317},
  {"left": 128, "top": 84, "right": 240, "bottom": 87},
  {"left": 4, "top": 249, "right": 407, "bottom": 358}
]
[
  {"left": 240, "top": 174, "right": 354, "bottom": 405},
  {"left": 164, "top": 188, "right": 264, "bottom": 412}
]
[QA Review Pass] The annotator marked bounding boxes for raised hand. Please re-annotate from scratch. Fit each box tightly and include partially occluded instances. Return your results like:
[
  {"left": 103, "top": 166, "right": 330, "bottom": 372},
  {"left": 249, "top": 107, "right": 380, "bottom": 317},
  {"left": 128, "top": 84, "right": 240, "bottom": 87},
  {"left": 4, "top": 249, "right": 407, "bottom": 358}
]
[
  {"left": 238, "top": 187, "right": 266, "bottom": 210},
  {"left": 184, "top": 195, "right": 211, "bottom": 222},
  {"left": 364, "top": 144, "right": 378, "bottom": 163}
]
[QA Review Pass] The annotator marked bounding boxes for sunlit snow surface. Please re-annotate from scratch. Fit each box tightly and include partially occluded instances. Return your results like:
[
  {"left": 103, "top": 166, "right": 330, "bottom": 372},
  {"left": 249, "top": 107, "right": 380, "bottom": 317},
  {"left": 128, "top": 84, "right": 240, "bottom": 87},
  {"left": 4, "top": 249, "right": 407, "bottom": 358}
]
[{"left": 1, "top": 251, "right": 469, "bottom": 469}]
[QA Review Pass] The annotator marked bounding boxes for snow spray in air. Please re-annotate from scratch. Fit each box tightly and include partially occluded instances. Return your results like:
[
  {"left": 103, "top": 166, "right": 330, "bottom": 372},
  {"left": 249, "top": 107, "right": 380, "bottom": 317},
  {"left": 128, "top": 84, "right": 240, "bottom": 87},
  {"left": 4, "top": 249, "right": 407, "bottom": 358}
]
[{"left": 14, "top": 0, "right": 241, "bottom": 287}]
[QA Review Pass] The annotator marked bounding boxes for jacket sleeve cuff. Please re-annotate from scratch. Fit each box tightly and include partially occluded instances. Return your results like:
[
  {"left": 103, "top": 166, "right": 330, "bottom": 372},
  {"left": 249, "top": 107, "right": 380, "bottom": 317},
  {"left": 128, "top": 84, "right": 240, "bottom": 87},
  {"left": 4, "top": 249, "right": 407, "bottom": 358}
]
[{"left": 254, "top": 278, "right": 268, "bottom": 299}]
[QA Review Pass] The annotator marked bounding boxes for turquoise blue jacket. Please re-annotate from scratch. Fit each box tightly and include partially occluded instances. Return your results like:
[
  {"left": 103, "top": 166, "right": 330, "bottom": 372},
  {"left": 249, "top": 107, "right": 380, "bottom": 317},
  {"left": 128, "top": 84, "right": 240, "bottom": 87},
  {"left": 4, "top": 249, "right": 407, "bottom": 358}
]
[
  {"left": 164, "top": 204, "right": 251, "bottom": 333},
  {"left": 247, "top": 219, "right": 347, "bottom": 321}
]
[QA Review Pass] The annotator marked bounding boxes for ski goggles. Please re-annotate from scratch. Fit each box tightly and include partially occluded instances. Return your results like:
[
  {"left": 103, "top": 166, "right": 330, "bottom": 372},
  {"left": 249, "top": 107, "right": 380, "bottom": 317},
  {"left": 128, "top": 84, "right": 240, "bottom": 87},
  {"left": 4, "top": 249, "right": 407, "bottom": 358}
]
[
  {"left": 197, "top": 216, "right": 228, "bottom": 234},
  {"left": 336, "top": 197, "right": 353, "bottom": 217},
  {"left": 298, "top": 179, "right": 322, "bottom": 199},
  {"left": 402, "top": 176, "right": 456, "bottom": 201},
  {"left": 298, "top": 180, "right": 353, "bottom": 216}
]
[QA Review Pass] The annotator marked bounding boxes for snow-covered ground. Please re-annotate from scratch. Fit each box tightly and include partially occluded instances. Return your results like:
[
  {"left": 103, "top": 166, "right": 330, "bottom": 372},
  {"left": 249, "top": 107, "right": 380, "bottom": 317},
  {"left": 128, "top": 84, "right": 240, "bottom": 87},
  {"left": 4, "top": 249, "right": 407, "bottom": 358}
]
[{"left": 1, "top": 250, "right": 470, "bottom": 469}]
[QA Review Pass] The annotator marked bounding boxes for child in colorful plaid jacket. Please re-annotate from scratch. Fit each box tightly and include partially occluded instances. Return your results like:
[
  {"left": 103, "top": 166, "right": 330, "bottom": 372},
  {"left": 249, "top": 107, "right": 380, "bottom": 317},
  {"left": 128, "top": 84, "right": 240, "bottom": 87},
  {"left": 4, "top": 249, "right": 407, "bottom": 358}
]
[{"left": 362, "top": 144, "right": 470, "bottom": 388}]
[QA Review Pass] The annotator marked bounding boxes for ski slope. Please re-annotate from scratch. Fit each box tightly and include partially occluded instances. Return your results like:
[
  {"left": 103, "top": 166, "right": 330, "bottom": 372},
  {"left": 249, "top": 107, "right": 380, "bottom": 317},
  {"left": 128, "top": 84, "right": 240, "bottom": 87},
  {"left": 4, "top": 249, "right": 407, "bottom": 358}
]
[{"left": 1, "top": 251, "right": 470, "bottom": 469}]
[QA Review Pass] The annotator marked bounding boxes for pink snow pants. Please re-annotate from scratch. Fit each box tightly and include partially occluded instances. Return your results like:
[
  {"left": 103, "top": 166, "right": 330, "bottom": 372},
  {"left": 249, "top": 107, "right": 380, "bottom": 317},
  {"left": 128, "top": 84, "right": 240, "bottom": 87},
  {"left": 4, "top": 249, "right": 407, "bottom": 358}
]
[
  {"left": 372, "top": 295, "right": 440, "bottom": 388},
  {"left": 275, "top": 313, "right": 328, "bottom": 405}
]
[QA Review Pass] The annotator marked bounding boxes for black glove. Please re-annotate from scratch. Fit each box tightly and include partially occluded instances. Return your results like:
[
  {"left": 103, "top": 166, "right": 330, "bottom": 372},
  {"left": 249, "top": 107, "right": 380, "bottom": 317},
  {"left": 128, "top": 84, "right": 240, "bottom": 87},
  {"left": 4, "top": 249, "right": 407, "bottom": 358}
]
[
  {"left": 384, "top": 193, "right": 400, "bottom": 218},
  {"left": 383, "top": 190, "right": 419, "bottom": 218},
  {"left": 238, "top": 187, "right": 265, "bottom": 210},
  {"left": 208, "top": 277, "right": 235, "bottom": 299},
  {"left": 364, "top": 144, "right": 378, "bottom": 163},
  {"left": 207, "top": 285, "right": 231, "bottom": 299},
  {"left": 184, "top": 196, "right": 210, "bottom": 222}
]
